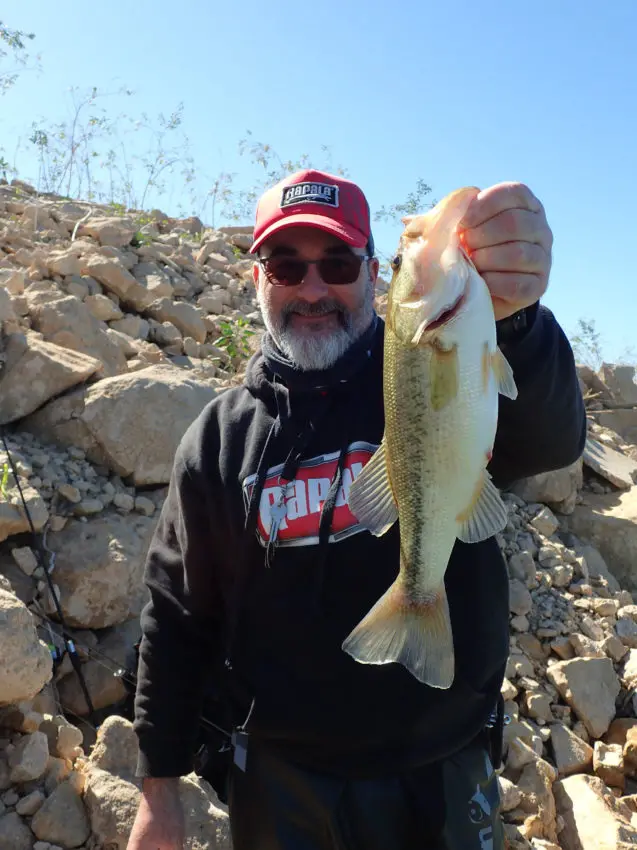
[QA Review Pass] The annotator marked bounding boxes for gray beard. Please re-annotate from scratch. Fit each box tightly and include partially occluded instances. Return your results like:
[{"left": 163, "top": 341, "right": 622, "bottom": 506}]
[{"left": 257, "top": 280, "right": 376, "bottom": 371}]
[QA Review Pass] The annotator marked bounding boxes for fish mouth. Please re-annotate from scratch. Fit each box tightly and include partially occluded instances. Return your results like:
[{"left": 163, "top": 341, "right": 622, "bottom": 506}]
[{"left": 421, "top": 291, "right": 466, "bottom": 333}]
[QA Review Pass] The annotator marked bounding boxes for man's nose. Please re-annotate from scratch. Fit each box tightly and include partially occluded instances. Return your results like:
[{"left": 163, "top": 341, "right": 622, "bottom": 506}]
[{"left": 295, "top": 262, "right": 329, "bottom": 302}]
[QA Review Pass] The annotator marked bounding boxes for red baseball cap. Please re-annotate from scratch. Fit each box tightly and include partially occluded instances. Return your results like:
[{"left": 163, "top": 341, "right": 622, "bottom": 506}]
[{"left": 249, "top": 169, "right": 374, "bottom": 255}]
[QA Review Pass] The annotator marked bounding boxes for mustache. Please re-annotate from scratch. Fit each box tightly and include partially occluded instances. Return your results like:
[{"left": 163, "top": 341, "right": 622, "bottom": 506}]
[{"left": 281, "top": 299, "right": 350, "bottom": 327}]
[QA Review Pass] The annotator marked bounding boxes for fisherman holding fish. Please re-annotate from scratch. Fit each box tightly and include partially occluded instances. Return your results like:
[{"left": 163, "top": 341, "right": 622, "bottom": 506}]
[{"left": 128, "top": 170, "right": 586, "bottom": 849}]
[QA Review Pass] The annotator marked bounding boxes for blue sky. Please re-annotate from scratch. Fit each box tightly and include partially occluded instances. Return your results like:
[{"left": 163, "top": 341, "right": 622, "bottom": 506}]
[{"left": 2, "top": 0, "right": 635, "bottom": 361}]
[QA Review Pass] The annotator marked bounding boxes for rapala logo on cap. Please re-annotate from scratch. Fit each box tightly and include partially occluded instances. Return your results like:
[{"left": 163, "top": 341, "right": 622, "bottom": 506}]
[
  {"left": 242, "top": 441, "right": 377, "bottom": 548},
  {"left": 280, "top": 182, "right": 339, "bottom": 209}
]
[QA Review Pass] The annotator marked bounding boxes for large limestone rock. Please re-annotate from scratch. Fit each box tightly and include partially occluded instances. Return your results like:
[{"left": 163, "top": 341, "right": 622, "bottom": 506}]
[
  {"left": 42, "top": 511, "right": 156, "bottom": 629},
  {"left": 550, "top": 722, "right": 594, "bottom": 777},
  {"left": 147, "top": 297, "right": 207, "bottom": 343},
  {"left": 26, "top": 292, "right": 127, "bottom": 377},
  {"left": 594, "top": 409, "right": 637, "bottom": 447},
  {"left": 554, "top": 774, "right": 637, "bottom": 849},
  {"left": 510, "top": 459, "right": 583, "bottom": 514},
  {"left": 77, "top": 216, "right": 137, "bottom": 248},
  {"left": 599, "top": 363, "right": 637, "bottom": 405},
  {"left": 0, "top": 589, "right": 52, "bottom": 705},
  {"left": 8, "top": 730, "right": 49, "bottom": 782},
  {"left": 31, "top": 778, "right": 91, "bottom": 848},
  {"left": 83, "top": 768, "right": 231, "bottom": 850},
  {"left": 546, "top": 657, "right": 620, "bottom": 738},
  {"left": 0, "top": 480, "right": 48, "bottom": 543},
  {"left": 0, "top": 332, "right": 100, "bottom": 424},
  {"left": 0, "top": 811, "right": 34, "bottom": 850},
  {"left": 566, "top": 489, "right": 637, "bottom": 593},
  {"left": 583, "top": 437, "right": 637, "bottom": 490},
  {"left": 23, "top": 364, "right": 220, "bottom": 486}
]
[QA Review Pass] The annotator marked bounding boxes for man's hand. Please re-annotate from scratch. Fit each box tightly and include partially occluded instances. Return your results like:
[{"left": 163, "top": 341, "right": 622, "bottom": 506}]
[
  {"left": 458, "top": 182, "right": 553, "bottom": 321},
  {"left": 127, "top": 777, "right": 185, "bottom": 850}
]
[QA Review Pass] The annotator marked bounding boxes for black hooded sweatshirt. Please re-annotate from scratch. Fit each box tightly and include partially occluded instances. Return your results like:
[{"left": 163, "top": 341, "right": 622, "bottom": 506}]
[{"left": 133, "top": 303, "right": 586, "bottom": 779}]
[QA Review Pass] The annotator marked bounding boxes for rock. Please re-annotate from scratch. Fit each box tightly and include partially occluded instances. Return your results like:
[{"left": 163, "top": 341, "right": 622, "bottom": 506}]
[
  {"left": 147, "top": 298, "right": 207, "bottom": 343},
  {"left": 0, "top": 811, "right": 34, "bottom": 850},
  {"left": 0, "top": 590, "right": 52, "bottom": 705},
  {"left": 595, "top": 409, "right": 637, "bottom": 447},
  {"left": 10, "top": 546, "right": 38, "bottom": 576},
  {"left": 110, "top": 315, "right": 149, "bottom": 340},
  {"left": 605, "top": 718, "right": 637, "bottom": 749},
  {"left": 617, "top": 616, "right": 637, "bottom": 649},
  {"left": 31, "top": 779, "right": 90, "bottom": 848},
  {"left": 578, "top": 544, "right": 621, "bottom": 593},
  {"left": 0, "top": 479, "right": 49, "bottom": 543},
  {"left": 39, "top": 716, "right": 83, "bottom": 761},
  {"left": 546, "top": 657, "right": 620, "bottom": 738},
  {"left": 597, "top": 741, "right": 626, "bottom": 793},
  {"left": 599, "top": 363, "right": 637, "bottom": 405},
  {"left": 554, "top": 774, "right": 637, "bottom": 849},
  {"left": 550, "top": 722, "right": 594, "bottom": 776},
  {"left": 509, "top": 551, "right": 536, "bottom": 583},
  {"left": 78, "top": 216, "right": 136, "bottom": 248},
  {"left": 24, "top": 364, "right": 220, "bottom": 486},
  {"left": 499, "top": 775, "right": 523, "bottom": 811},
  {"left": 566, "top": 490, "right": 637, "bottom": 594},
  {"left": 583, "top": 436, "right": 637, "bottom": 489},
  {"left": 516, "top": 756, "right": 558, "bottom": 843},
  {"left": 510, "top": 579, "right": 533, "bottom": 616},
  {"left": 113, "top": 493, "right": 134, "bottom": 512},
  {"left": 624, "top": 727, "right": 637, "bottom": 776},
  {"left": 41, "top": 511, "right": 156, "bottom": 629},
  {"left": 0, "top": 268, "right": 25, "bottom": 295},
  {"left": 81, "top": 255, "right": 136, "bottom": 298},
  {"left": 530, "top": 506, "right": 560, "bottom": 537},
  {"left": 511, "top": 462, "right": 583, "bottom": 514},
  {"left": 87, "top": 715, "right": 138, "bottom": 780},
  {"left": 132, "top": 262, "right": 173, "bottom": 298},
  {"left": 82, "top": 767, "right": 231, "bottom": 850},
  {"left": 570, "top": 633, "right": 606, "bottom": 658},
  {"left": 84, "top": 294, "right": 123, "bottom": 322},
  {"left": 134, "top": 496, "right": 155, "bottom": 516},
  {"left": 8, "top": 731, "right": 49, "bottom": 782},
  {"left": 26, "top": 293, "right": 127, "bottom": 378},
  {"left": 15, "top": 789, "right": 45, "bottom": 815},
  {"left": 57, "top": 655, "right": 127, "bottom": 717},
  {"left": 0, "top": 332, "right": 100, "bottom": 425}
]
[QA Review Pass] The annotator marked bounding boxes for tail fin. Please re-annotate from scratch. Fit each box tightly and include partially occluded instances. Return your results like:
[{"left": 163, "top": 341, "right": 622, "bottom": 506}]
[{"left": 341, "top": 578, "right": 455, "bottom": 689}]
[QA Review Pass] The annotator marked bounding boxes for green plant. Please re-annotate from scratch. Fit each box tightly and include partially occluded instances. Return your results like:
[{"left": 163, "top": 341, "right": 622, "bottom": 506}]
[
  {"left": 570, "top": 318, "right": 604, "bottom": 371},
  {"left": 0, "top": 21, "right": 36, "bottom": 95},
  {"left": 213, "top": 317, "right": 256, "bottom": 363},
  {"left": 0, "top": 461, "right": 10, "bottom": 499}
]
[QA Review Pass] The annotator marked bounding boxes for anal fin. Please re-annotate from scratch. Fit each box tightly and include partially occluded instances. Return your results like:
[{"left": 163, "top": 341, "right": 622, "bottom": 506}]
[
  {"left": 456, "top": 468, "right": 509, "bottom": 543},
  {"left": 347, "top": 437, "right": 398, "bottom": 536},
  {"left": 492, "top": 347, "right": 518, "bottom": 400}
]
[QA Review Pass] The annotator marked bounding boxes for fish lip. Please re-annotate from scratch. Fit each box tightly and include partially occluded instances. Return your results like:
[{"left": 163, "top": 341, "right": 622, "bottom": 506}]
[{"left": 421, "top": 291, "right": 466, "bottom": 333}]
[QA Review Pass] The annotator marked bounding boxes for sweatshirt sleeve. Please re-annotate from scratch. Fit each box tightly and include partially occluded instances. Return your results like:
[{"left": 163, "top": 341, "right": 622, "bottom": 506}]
[
  {"left": 488, "top": 303, "right": 587, "bottom": 490},
  {"left": 133, "top": 440, "right": 224, "bottom": 778}
]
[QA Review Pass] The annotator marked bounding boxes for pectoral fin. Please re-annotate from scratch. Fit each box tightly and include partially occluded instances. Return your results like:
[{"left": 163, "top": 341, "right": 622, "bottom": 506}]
[
  {"left": 347, "top": 438, "right": 398, "bottom": 536},
  {"left": 492, "top": 347, "right": 518, "bottom": 400},
  {"left": 456, "top": 469, "right": 509, "bottom": 543}
]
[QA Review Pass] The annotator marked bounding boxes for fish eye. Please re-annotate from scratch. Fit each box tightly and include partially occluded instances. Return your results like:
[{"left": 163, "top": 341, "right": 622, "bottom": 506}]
[{"left": 391, "top": 255, "right": 402, "bottom": 271}]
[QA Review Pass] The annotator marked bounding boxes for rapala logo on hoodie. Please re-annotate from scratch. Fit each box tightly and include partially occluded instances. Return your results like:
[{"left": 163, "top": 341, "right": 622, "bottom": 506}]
[{"left": 242, "top": 441, "right": 377, "bottom": 548}]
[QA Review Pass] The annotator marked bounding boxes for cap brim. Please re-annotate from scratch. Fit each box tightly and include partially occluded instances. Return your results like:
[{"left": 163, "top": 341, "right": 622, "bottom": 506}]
[{"left": 249, "top": 213, "right": 368, "bottom": 254}]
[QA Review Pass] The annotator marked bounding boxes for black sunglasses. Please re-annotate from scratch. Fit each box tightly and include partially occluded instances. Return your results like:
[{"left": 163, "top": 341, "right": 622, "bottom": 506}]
[{"left": 258, "top": 252, "right": 371, "bottom": 287}]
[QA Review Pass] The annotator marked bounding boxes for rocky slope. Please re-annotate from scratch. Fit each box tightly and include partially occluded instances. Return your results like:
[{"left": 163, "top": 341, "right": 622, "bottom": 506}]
[{"left": 1, "top": 177, "right": 637, "bottom": 849}]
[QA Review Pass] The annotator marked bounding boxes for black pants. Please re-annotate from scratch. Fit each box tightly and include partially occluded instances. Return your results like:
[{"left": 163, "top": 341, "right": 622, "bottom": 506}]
[{"left": 227, "top": 735, "right": 505, "bottom": 850}]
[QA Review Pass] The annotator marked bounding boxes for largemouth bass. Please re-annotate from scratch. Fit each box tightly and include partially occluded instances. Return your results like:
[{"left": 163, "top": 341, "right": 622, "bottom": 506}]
[{"left": 342, "top": 186, "right": 518, "bottom": 689}]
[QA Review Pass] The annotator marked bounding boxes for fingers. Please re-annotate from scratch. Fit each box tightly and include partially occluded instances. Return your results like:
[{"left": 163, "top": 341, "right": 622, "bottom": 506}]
[
  {"left": 460, "top": 208, "right": 552, "bottom": 254},
  {"left": 469, "top": 241, "right": 550, "bottom": 277},
  {"left": 481, "top": 271, "right": 548, "bottom": 306},
  {"left": 459, "top": 181, "right": 544, "bottom": 229}
]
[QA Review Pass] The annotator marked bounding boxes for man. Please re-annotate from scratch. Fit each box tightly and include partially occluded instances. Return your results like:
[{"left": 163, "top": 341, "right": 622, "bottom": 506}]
[{"left": 128, "top": 170, "right": 586, "bottom": 849}]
